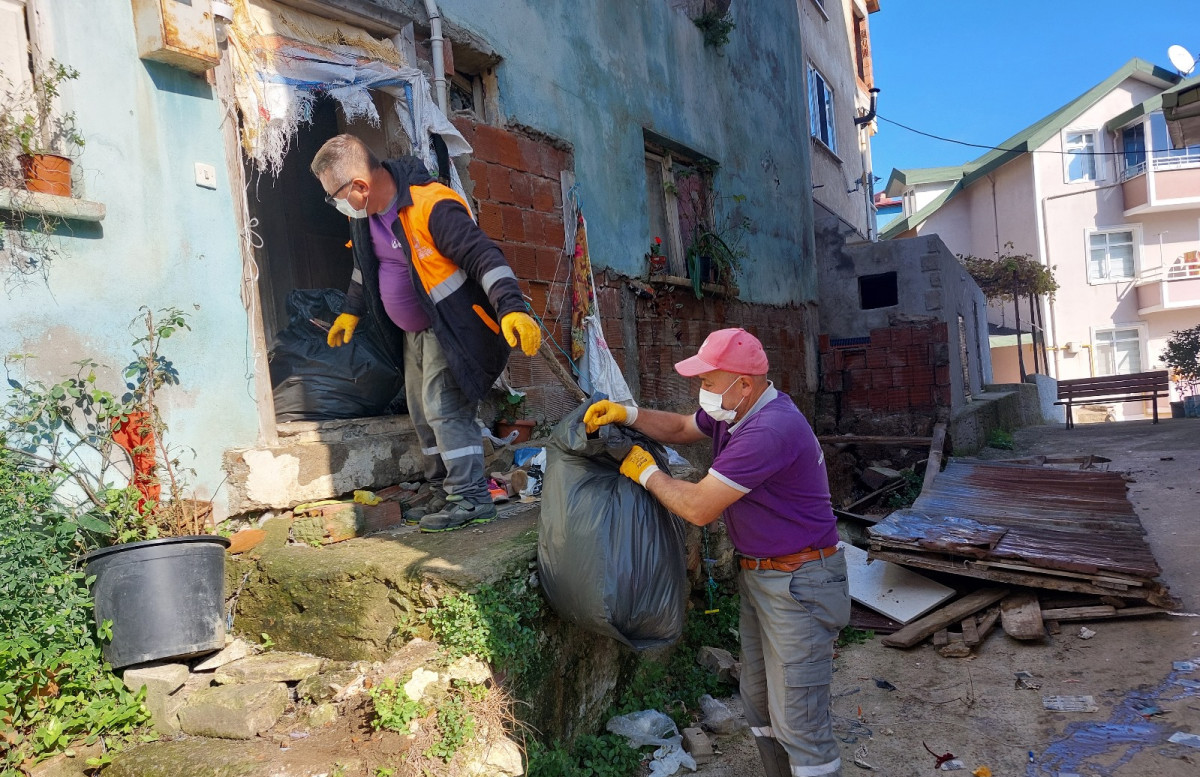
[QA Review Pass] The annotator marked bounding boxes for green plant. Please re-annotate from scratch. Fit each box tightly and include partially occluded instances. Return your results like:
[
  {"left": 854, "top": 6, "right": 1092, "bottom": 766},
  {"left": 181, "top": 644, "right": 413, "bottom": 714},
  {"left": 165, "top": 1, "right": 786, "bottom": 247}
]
[
  {"left": 424, "top": 691, "right": 476, "bottom": 762},
  {"left": 375, "top": 768, "right": 396, "bottom": 777},
  {"left": 0, "top": 60, "right": 85, "bottom": 158},
  {"left": 836, "top": 626, "right": 875, "bottom": 648},
  {"left": 692, "top": 10, "right": 736, "bottom": 49},
  {"left": 684, "top": 194, "right": 750, "bottom": 299},
  {"left": 0, "top": 446, "right": 149, "bottom": 774},
  {"left": 1161, "top": 324, "right": 1200, "bottom": 397},
  {"left": 526, "top": 733, "right": 644, "bottom": 777},
  {"left": 259, "top": 633, "right": 275, "bottom": 650},
  {"left": 986, "top": 428, "right": 1015, "bottom": 450},
  {"left": 368, "top": 677, "right": 426, "bottom": 733},
  {"left": 495, "top": 390, "right": 527, "bottom": 425},
  {"left": 421, "top": 579, "right": 544, "bottom": 686},
  {"left": 883, "top": 468, "right": 923, "bottom": 509}
]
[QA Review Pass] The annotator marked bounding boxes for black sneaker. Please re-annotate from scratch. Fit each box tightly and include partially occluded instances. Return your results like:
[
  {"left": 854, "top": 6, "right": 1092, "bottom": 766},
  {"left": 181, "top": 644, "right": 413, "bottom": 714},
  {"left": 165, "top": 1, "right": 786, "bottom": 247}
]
[{"left": 418, "top": 500, "right": 498, "bottom": 532}]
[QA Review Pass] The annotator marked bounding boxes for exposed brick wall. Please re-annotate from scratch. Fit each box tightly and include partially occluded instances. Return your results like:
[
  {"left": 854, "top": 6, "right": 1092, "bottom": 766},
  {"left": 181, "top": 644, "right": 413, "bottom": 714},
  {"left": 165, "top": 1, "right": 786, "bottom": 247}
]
[
  {"left": 818, "top": 320, "right": 951, "bottom": 431},
  {"left": 454, "top": 117, "right": 812, "bottom": 425}
]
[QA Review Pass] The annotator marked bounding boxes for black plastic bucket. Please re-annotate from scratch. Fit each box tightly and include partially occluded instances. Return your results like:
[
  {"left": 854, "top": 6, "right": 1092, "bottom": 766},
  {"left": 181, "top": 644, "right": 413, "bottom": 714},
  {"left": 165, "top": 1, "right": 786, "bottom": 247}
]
[{"left": 84, "top": 535, "right": 230, "bottom": 669}]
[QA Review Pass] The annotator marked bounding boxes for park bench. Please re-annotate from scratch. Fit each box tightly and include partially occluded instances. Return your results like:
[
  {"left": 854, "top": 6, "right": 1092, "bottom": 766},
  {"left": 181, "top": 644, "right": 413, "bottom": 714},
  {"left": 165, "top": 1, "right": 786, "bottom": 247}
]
[{"left": 1055, "top": 370, "right": 1170, "bottom": 429}]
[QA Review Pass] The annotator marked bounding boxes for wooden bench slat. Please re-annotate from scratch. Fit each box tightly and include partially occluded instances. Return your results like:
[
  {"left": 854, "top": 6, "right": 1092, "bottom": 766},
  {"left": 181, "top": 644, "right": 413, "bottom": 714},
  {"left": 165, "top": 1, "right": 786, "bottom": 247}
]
[{"left": 1053, "top": 370, "right": 1168, "bottom": 430}]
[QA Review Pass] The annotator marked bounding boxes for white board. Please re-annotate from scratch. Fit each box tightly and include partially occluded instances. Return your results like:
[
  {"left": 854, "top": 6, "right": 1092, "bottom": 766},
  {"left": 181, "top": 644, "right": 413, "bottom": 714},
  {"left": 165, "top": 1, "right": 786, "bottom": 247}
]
[{"left": 839, "top": 542, "right": 956, "bottom": 625}]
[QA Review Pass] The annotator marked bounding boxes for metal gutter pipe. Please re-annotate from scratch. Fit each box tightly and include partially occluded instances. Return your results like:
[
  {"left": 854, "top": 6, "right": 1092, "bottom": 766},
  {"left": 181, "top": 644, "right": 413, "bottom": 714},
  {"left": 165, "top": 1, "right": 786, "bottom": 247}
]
[{"left": 423, "top": 0, "right": 448, "bottom": 114}]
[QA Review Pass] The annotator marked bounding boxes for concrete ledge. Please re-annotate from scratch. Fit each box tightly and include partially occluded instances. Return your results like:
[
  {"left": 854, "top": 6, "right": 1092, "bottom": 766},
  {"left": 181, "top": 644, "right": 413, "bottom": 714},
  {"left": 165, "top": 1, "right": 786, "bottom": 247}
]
[
  {"left": 223, "top": 419, "right": 422, "bottom": 514},
  {"left": 0, "top": 187, "right": 105, "bottom": 221},
  {"left": 950, "top": 389, "right": 1025, "bottom": 454}
]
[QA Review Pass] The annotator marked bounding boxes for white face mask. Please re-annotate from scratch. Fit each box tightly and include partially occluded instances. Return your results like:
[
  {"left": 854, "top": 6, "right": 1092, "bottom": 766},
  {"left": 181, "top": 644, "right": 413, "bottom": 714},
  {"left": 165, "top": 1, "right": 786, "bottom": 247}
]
[
  {"left": 698, "top": 378, "right": 745, "bottom": 423},
  {"left": 334, "top": 196, "right": 368, "bottom": 220}
]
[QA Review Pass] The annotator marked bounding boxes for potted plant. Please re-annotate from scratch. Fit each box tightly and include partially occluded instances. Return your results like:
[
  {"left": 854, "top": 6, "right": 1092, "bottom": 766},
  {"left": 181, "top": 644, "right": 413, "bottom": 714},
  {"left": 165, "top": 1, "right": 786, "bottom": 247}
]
[
  {"left": 2, "top": 307, "right": 229, "bottom": 670},
  {"left": 646, "top": 236, "right": 668, "bottom": 275},
  {"left": 1162, "top": 324, "right": 1200, "bottom": 418},
  {"left": 0, "top": 59, "right": 85, "bottom": 196},
  {"left": 495, "top": 390, "right": 534, "bottom": 444}
]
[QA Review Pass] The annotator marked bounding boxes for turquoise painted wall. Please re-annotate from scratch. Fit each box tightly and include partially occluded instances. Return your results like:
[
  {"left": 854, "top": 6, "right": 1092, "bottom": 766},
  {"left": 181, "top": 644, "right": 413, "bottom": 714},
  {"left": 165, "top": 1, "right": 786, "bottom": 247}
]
[
  {"left": 1, "top": 0, "right": 259, "bottom": 516},
  {"left": 433, "top": 0, "right": 817, "bottom": 305}
]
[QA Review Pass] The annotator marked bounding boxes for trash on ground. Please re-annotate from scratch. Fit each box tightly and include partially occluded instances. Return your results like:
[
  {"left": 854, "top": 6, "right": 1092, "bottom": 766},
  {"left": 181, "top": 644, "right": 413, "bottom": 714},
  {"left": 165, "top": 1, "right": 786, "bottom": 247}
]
[
  {"left": 1172, "top": 661, "right": 1196, "bottom": 672},
  {"left": 852, "top": 745, "right": 876, "bottom": 770},
  {"left": 1077, "top": 626, "right": 1096, "bottom": 640},
  {"left": 971, "top": 767, "right": 991, "bottom": 777},
  {"left": 1134, "top": 704, "right": 1164, "bottom": 717},
  {"left": 698, "top": 694, "right": 745, "bottom": 735},
  {"left": 1168, "top": 731, "right": 1200, "bottom": 748},
  {"left": 605, "top": 710, "right": 697, "bottom": 777},
  {"left": 1042, "top": 695, "right": 1099, "bottom": 712},
  {"left": 922, "top": 742, "right": 955, "bottom": 769},
  {"left": 352, "top": 490, "right": 381, "bottom": 506},
  {"left": 873, "top": 678, "right": 896, "bottom": 691},
  {"left": 840, "top": 541, "right": 955, "bottom": 624},
  {"left": 939, "top": 760, "right": 966, "bottom": 771},
  {"left": 1014, "top": 671, "right": 1042, "bottom": 690}
]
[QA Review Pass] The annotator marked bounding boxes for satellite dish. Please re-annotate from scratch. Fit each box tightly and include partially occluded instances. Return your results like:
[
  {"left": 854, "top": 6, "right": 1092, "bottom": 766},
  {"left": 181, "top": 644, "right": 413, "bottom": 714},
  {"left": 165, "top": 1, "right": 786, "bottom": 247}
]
[{"left": 1168, "top": 45, "right": 1196, "bottom": 75}]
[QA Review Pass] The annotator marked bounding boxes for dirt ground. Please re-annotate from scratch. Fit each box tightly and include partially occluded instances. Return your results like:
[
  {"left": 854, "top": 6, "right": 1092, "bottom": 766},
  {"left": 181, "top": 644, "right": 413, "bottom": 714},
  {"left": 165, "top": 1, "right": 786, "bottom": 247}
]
[{"left": 694, "top": 417, "right": 1200, "bottom": 777}]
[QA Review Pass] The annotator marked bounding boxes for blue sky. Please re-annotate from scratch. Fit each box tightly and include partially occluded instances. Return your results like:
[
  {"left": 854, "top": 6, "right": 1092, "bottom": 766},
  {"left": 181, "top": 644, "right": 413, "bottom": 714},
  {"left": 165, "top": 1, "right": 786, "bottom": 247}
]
[{"left": 869, "top": 0, "right": 1194, "bottom": 188}]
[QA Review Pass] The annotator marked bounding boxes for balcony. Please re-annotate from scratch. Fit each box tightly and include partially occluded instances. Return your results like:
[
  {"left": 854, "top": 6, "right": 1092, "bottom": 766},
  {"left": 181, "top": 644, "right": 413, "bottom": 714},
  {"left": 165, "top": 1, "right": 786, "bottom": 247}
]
[
  {"left": 1121, "top": 153, "right": 1200, "bottom": 215},
  {"left": 1135, "top": 251, "right": 1200, "bottom": 315}
]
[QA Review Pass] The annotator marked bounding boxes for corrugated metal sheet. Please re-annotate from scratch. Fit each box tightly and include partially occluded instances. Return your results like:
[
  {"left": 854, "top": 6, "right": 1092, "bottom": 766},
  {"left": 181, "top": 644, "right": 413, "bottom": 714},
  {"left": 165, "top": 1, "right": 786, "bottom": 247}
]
[{"left": 869, "top": 462, "right": 1162, "bottom": 581}]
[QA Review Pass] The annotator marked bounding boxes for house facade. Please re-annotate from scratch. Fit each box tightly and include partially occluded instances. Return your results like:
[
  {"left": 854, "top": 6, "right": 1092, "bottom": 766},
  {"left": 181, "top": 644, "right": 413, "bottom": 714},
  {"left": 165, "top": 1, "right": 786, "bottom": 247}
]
[
  {"left": 2, "top": 0, "right": 839, "bottom": 517},
  {"left": 883, "top": 59, "right": 1200, "bottom": 417}
]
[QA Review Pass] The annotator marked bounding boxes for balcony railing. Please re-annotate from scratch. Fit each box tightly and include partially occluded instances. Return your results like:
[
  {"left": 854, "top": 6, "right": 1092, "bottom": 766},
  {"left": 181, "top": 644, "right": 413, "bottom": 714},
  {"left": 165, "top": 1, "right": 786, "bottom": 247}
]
[
  {"left": 1120, "top": 152, "right": 1200, "bottom": 182},
  {"left": 1138, "top": 252, "right": 1200, "bottom": 282}
]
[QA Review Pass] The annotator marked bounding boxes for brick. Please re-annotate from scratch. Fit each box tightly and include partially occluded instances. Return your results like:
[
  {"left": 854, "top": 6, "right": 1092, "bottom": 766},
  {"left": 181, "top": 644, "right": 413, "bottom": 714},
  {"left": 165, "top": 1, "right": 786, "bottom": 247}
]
[
  {"left": 935, "top": 365, "right": 951, "bottom": 385},
  {"left": 866, "top": 349, "right": 888, "bottom": 369},
  {"left": 892, "top": 327, "right": 913, "bottom": 347},
  {"left": 487, "top": 164, "right": 513, "bottom": 204},
  {"left": 870, "top": 328, "right": 892, "bottom": 347},
  {"left": 532, "top": 176, "right": 557, "bottom": 211},
  {"left": 500, "top": 205, "right": 527, "bottom": 242},
  {"left": 888, "top": 387, "right": 908, "bottom": 411},
  {"left": 451, "top": 117, "right": 477, "bottom": 145},
  {"left": 360, "top": 501, "right": 404, "bottom": 534},
  {"left": 510, "top": 170, "right": 535, "bottom": 208},
  {"left": 869, "top": 389, "right": 888, "bottom": 411},
  {"left": 910, "top": 385, "right": 934, "bottom": 408},
  {"left": 822, "top": 371, "right": 843, "bottom": 393},
  {"left": 470, "top": 124, "right": 505, "bottom": 163},
  {"left": 540, "top": 144, "right": 570, "bottom": 176},
  {"left": 509, "top": 244, "right": 537, "bottom": 279},
  {"left": 477, "top": 202, "right": 503, "bottom": 240},
  {"left": 536, "top": 247, "right": 563, "bottom": 281},
  {"left": 907, "top": 343, "right": 929, "bottom": 365},
  {"left": 517, "top": 136, "right": 546, "bottom": 172},
  {"left": 911, "top": 369, "right": 935, "bottom": 387},
  {"left": 934, "top": 322, "right": 950, "bottom": 343},
  {"left": 541, "top": 213, "right": 566, "bottom": 250},
  {"left": 467, "top": 159, "right": 489, "bottom": 200},
  {"left": 887, "top": 348, "right": 907, "bottom": 368},
  {"left": 845, "top": 351, "right": 867, "bottom": 371},
  {"left": 935, "top": 384, "right": 952, "bottom": 406}
]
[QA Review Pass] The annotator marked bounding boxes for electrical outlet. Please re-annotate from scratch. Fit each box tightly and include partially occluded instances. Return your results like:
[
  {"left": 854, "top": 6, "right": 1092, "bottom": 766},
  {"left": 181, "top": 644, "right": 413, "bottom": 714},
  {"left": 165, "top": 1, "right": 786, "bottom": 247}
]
[{"left": 195, "top": 162, "right": 217, "bottom": 189}]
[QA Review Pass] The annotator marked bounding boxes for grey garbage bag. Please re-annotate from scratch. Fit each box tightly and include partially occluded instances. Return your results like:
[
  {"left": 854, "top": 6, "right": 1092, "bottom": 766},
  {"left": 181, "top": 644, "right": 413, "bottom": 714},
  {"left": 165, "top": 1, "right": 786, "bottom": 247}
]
[{"left": 537, "top": 396, "right": 688, "bottom": 650}]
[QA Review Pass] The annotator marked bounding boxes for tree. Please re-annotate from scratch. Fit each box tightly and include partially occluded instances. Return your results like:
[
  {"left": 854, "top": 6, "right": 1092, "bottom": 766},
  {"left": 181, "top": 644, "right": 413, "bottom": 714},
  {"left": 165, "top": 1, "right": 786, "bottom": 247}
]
[{"left": 1161, "top": 324, "right": 1200, "bottom": 398}]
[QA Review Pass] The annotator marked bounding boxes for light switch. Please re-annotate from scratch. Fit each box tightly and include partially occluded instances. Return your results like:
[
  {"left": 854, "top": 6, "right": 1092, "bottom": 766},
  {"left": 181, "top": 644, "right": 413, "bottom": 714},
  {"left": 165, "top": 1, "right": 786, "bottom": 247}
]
[{"left": 195, "top": 162, "right": 217, "bottom": 189}]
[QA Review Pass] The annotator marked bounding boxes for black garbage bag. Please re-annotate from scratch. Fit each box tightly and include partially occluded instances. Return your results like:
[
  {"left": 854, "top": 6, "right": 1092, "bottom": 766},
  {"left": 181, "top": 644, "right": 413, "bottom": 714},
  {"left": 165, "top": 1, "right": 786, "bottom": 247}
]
[
  {"left": 269, "top": 289, "right": 405, "bottom": 422},
  {"left": 537, "top": 396, "right": 688, "bottom": 650}
]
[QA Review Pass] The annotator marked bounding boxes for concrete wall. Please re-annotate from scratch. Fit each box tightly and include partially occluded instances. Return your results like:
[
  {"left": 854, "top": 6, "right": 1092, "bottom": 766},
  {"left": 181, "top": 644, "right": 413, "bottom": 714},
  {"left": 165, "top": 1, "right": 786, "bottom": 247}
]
[
  {"left": 427, "top": 0, "right": 818, "bottom": 306},
  {"left": 802, "top": 0, "right": 877, "bottom": 240},
  {"left": 1, "top": 0, "right": 259, "bottom": 518}
]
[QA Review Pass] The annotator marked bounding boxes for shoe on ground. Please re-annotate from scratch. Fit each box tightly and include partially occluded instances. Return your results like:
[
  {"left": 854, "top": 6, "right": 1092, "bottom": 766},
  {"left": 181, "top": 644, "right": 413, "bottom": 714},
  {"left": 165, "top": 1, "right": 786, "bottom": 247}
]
[{"left": 418, "top": 500, "right": 497, "bottom": 532}]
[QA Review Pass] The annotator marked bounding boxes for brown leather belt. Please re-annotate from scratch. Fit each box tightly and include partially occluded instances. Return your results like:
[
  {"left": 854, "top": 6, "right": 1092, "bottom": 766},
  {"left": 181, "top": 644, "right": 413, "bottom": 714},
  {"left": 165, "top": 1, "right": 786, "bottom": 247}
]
[{"left": 738, "top": 545, "right": 840, "bottom": 572}]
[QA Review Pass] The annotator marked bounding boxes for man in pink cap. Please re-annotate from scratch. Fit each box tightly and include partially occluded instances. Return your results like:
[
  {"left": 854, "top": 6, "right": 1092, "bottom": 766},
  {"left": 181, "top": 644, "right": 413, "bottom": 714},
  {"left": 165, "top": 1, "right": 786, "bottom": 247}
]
[{"left": 584, "top": 327, "right": 849, "bottom": 777}]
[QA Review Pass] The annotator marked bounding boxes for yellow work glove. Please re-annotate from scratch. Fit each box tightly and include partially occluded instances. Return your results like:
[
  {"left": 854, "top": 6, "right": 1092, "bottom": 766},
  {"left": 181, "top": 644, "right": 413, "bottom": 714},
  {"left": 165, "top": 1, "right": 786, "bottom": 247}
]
[
  {"left": 327, "top": 313, "right": 360, "bottom": 347},
  {"left": 583, "top": 400, "right": 638, "bottom": 434},
  {"left": 620, "top": 445, "right": 661, "bottom": 488},
  {"left": 501, "top": 311, "right": 541, "bottom": 357}
]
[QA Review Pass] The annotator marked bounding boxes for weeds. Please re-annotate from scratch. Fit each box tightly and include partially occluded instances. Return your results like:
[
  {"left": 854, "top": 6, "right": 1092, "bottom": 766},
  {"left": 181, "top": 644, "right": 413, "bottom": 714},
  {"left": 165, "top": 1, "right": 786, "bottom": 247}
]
[
  {"left": 421, "top": 579, "right": 543, "bottom": 686},
  {"left": 883, "top": 468, "right": 924, "bottom": 509},
  {"left": 368, "top": 677, "right": 426, "bottom": 734},
  {"left": 986, "top": 428, "right": 1015, "bottom": 450},
  {"left": 836, "top": 626, "right": 875, "bottom": 648}
]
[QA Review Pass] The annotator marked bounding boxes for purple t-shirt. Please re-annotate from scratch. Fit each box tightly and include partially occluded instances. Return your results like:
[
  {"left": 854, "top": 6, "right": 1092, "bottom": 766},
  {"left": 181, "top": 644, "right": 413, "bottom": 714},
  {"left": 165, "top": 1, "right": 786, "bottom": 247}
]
[
  {"left": 369, "top": 205, "right": 431, "bottom": 332},
  {"left": 696, "top": 385, "right": 839, "bottom": 558}
]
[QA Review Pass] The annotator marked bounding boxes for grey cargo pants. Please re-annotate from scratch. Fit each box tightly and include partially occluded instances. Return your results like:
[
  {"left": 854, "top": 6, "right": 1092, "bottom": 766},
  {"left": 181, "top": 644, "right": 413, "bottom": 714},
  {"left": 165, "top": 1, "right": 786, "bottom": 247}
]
[
  {"left": 738, "top": 549, "right": 850, "bottom": 777},
  {"left": 403, "top": 329, "right": 491, "bottom": 505}
]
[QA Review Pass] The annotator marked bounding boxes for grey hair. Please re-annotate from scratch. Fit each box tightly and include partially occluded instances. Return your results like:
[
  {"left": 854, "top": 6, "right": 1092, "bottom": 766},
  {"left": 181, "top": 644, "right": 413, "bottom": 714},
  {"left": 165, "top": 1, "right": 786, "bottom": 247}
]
[{"left": 310, "top": 134, "right": 381, "bottom": 182}]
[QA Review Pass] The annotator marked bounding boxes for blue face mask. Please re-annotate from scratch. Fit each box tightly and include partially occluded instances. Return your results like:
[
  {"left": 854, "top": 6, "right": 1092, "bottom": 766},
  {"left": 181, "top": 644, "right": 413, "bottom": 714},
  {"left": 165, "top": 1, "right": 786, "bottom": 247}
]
[{"left": 698, "top": 377, "right": 745, "bottom": 422}]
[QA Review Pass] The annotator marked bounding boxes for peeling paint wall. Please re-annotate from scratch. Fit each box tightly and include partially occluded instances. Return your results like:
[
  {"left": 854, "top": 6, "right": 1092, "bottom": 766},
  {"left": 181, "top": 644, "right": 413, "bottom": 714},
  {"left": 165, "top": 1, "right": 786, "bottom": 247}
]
[
  {"left": 422, "top": 0, "right": 818, "bottom": 306},
  {"left": 1, "top": 0, "right": 259, "bottom": 518}
]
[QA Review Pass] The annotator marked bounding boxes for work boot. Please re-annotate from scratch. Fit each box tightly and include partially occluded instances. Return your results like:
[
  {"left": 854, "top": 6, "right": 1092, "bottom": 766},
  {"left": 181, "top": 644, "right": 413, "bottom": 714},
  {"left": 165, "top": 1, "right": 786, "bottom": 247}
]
[
  {"left": 403, "top": 485, "right": 447, "bottom": 525},
  {"left": 418, "top": 498, "right": 497, "bottom": 532}
]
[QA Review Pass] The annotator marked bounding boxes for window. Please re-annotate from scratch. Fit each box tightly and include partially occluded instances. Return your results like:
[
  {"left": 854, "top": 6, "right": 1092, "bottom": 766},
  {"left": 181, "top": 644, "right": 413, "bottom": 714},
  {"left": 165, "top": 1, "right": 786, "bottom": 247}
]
[
  {"left": 1087, "top": 229, "right": 1136, "bottom": 283},
  {"left": 853, "top": 11, "right": 872, "bottom": 87},
  {"left": 858, "top": 271, "right": 897, "bottom": 309},
  {"left": 808, "top": 64, "right": 836, "bottom": 154},
  {"left": 1150, "top": 112, "right": 1200, "bottom": 167},
  {"left": 644, "top": 138, "right": 714, "bottom": 281},
  {"left": 1064, "top": 131, "right": 1098, "bottom": 182},
  {"left": 1094, "top": 327, "right": 1143, "bottom": 376},
  {"left": 1121, "top": 122, "right": 1146, "bottom": 179},
  {"left": 0, "top": 0, "right": 33, "bottom": 97}
]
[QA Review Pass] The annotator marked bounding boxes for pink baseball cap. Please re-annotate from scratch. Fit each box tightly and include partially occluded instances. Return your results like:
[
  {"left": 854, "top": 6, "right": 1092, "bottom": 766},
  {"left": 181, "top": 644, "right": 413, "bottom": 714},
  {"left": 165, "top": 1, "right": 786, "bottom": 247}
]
[{"left": 675, "top": 328, "right": 769, "bottom": 377}]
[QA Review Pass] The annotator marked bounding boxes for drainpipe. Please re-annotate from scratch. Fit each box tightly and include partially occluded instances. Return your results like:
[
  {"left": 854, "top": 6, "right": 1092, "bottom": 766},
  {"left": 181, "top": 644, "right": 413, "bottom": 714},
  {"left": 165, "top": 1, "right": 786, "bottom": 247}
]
[
  {"left": 423, "top": 0, "right": 448, "bottom": 115},
  {"left": 855, "top": 88, "right": 880, "bottom": 239}
]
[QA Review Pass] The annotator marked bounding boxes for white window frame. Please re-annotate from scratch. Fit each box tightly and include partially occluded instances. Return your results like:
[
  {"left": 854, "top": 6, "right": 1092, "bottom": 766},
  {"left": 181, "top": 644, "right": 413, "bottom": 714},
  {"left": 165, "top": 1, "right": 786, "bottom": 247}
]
[
  {"left": 1090, "top": 323, "right": 1148, "bottom": 377},
  {"left": 1062, "top": 128, "right": 1101, "bottom": 183},
  {"left": 808, "top": 63, "right": 837, "bottom": 155},
  {"left": 1085, "top": 225, "right": 1140, "bottom": 285},
  {"left": 0, "top": 0, "right": 33, "bottom": 96}
]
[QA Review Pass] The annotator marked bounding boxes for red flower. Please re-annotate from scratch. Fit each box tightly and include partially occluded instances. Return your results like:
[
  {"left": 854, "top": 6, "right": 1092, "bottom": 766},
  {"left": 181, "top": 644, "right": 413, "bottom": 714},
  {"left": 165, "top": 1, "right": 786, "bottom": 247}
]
[{"left": 654, "top": 236, "right": 662, "bottom": 244}]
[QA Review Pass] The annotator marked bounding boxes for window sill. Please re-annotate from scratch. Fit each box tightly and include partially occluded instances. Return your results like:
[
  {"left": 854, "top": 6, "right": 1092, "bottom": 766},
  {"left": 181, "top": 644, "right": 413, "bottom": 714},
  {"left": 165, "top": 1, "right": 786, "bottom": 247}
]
[
  {"left": 0, "top": 188, "right": 106, "bottom": 222},
  {"left": 649, "top": 273, "right": 739, "bottom": 298},
  {"left": 1087, "top": 276, "right": 1136, "bottom": 286},
  {"left": 811, "top": 136, "right": 843, "bottom": 165}
]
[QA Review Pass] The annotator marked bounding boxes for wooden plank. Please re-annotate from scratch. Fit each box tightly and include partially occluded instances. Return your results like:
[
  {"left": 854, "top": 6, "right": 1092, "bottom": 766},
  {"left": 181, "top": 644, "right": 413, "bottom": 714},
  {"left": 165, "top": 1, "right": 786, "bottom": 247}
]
[
  {"left": 881, "top": 587, "right": 1009, "bottom": 649},
  {"left": 1000, "top": 592, "right": 1045, "bottom": 640},
  {"left": 971, "top": 560, "right": 1142, "bottom": 588},
  {"left": 977, "top": 606, "right": 1001, "bottom": 639},
  {"left": 818, "top": 435, "right": 933, "bottom": 446},
  {"left": 833, "top": 508, "right": 880, "bottom": 525},
  {"left": 1041, "top": 605, "right": 1165, "bottom": 622},
  {"left": 845, "top": 480, "right": 906, "bottom": 512},
  {"left": 868, "top": 549, "right": 1160, "bottom": 602},
  {"left": 922, "top": 422, "right": 948, "bottom": 494},
  {"left": 961, "top": 614, "right": 980, "bottom": 646},
  {"left": 933, "top": 629, "right": 949, "bottom": 646}
]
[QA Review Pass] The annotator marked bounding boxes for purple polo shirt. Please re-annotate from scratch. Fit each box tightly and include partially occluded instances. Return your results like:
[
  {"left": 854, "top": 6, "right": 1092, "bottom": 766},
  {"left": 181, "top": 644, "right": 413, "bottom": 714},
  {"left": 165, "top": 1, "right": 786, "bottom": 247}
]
[
  {"left": 370, "top": 202, "right": 431, "bottom": 332},
  {"left": 696, "top": 385, "right": 839, "bottom": 558}
]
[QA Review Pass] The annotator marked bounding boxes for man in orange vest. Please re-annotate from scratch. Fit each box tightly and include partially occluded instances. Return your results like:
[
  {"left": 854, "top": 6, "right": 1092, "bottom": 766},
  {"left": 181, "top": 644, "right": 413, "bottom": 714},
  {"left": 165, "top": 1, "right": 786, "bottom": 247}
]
[{"left": 312, "top": 134, "right": 540, "bottom": 532}]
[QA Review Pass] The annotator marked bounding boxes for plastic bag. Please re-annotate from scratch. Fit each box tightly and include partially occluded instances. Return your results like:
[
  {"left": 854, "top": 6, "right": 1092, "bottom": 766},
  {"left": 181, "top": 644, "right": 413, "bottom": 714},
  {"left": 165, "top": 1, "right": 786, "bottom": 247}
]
[
  {"left": 537, "top": 396, "right": 688, "bottom": 650},
  {"left": 698, "top": 694, "right": 746, "bottom": 735},
  {"left": 269, "top": 289, "right": 405, "bottom": 422},
  {"left": 519, "top": 449, "right": 546, "bottom": 498},
  {"left": 606, "top": 710, "right": 697, "bottom": 777}
]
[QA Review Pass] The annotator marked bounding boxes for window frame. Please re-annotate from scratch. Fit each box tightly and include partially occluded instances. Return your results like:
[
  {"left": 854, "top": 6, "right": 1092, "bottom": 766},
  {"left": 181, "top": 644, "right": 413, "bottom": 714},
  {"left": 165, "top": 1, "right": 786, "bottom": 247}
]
[
  {"left": 644, "top": 138, "right": 716, "bottom": 281},
  {"left": 808, "top": 62, "right": 837, "bottom": 155},
  {"left": 852, "top": 8, "right": 873, "bottom": 89},
  {"left": 1085, "top": 225, "right": 1140, "bottom": 285},
  {"left": 1090, "top": 323, "right": 1148, "bottom": 377},
  {"left": 1062, "top": 128, "right": 1101, "bottom": 183}
]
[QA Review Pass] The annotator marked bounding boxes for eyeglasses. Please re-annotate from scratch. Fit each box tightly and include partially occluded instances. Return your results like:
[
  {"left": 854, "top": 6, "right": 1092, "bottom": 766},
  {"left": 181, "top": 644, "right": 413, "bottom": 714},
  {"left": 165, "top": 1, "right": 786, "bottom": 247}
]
[{"left": 324, "top": 179, "right": 355, "bottom": 207}]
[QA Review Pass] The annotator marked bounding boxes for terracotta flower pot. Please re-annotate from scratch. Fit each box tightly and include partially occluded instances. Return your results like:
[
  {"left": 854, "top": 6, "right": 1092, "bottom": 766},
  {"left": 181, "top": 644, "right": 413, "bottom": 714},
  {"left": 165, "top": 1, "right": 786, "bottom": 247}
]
[
  {"left": 19, "top": 153, "right": 72, "bottom": 196},
  {"left": 496, "top": 419, "right": 535, "bottom": 444}
]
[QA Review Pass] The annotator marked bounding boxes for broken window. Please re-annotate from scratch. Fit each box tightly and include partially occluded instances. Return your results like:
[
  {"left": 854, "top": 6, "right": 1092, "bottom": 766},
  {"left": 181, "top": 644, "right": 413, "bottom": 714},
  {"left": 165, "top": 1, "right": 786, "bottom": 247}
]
[
  {"left": 858, "top": 271, "right": 897, "bottom": 310},
  {"left": 644, "top": 138, "right": 714, "bottom": 280},
  {"left": 808, "top": 63, "right": 836, "bottom": 153}
]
